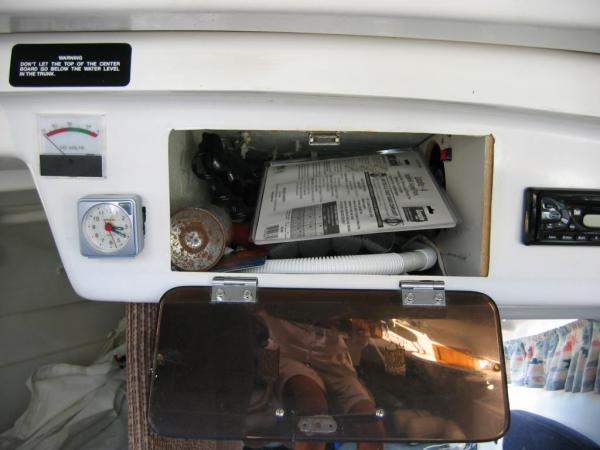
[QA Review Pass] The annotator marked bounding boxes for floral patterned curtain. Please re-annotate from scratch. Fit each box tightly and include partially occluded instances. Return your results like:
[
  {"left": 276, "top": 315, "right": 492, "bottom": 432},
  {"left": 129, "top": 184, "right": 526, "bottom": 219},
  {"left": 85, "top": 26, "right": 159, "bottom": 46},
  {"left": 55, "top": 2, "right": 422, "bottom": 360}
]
[{"left": 504, "top": 320, "right": 600, "bottom": 393}]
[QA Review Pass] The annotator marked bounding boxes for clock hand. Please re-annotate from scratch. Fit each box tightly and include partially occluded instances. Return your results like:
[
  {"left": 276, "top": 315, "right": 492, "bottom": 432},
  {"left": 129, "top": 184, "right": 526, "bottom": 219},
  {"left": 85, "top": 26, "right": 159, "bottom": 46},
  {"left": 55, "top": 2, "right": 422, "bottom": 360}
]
[
  {"left": 105, "top": 222, "right": 127, "bottom": 237},
  {"left": 104, "top": 220, "right": 119, "bottom": 247},
  {"left": 108, "top": 230, "right": 118, "bottom": 247},
  {"left": 112, "top": 229, "right": 127, "bottom": 238}
]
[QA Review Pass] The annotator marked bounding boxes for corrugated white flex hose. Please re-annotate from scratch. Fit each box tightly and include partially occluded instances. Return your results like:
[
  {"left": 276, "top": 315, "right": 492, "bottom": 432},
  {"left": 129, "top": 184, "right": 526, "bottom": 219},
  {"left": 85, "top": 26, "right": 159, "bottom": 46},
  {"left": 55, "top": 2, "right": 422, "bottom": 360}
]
[{"left": 245, "top": 247, "right": 437, "bottom": 275}]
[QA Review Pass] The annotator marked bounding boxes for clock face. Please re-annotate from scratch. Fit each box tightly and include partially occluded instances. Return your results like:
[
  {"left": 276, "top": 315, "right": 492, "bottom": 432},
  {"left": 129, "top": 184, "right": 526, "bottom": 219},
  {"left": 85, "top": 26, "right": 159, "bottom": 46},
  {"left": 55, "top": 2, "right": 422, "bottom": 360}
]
[{"left": 81, "top": 203, "right": 132, "bottom": 253}]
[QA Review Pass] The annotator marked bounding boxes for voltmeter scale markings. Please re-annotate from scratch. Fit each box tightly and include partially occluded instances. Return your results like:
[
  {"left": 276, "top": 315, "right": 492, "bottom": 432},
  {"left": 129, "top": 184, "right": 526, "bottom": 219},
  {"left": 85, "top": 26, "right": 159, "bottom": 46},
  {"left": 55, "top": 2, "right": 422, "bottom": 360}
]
[
  {"left": 40, "top": 117, "right": 101, "bottom": 155},
  {"left": 38, "top": 114, "right": 105, "bottom": 177}
]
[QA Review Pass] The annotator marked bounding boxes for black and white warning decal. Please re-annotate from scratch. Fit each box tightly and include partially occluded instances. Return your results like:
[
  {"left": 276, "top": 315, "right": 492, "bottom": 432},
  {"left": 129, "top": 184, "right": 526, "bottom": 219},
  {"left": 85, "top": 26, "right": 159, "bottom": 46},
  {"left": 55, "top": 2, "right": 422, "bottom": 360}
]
[{"left": 9, "top": 43, "right": 131, "bottom": 87}]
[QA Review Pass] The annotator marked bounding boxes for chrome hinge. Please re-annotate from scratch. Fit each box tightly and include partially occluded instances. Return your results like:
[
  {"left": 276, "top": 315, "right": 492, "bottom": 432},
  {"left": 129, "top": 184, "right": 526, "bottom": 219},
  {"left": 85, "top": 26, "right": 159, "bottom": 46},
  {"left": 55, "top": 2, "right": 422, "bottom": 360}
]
[
  {"left": 400, "top": 280, "right": 446, "bottom": 306},
  {"left": 211, "top": 277, "right": 258, "bottom": 303}
]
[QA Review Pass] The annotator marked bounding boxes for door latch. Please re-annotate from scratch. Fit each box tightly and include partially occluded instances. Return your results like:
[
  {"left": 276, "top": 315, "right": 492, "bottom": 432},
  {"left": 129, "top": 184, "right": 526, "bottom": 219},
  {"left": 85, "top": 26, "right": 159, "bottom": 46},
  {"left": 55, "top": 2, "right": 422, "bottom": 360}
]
[
  {"left": 297, "top": 415, "right": 338, "bottom": 436},
  {"left": 308, "top": 132, "right": 340, "bottom": 146}
]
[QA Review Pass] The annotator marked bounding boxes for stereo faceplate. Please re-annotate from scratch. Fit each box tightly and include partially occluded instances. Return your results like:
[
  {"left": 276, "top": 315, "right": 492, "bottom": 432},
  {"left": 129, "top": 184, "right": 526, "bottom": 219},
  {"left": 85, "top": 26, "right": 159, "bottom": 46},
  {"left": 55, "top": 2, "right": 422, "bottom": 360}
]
[{"left": 524, "top": 188, "right": 600, "bottom": 245}]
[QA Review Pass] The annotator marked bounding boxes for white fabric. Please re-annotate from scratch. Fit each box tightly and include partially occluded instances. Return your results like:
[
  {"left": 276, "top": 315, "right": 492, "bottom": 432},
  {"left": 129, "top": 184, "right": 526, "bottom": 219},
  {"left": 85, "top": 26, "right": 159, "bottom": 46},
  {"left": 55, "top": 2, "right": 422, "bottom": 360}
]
[{"left": 0, "top": 320, "right": 127, "bottom": 450}]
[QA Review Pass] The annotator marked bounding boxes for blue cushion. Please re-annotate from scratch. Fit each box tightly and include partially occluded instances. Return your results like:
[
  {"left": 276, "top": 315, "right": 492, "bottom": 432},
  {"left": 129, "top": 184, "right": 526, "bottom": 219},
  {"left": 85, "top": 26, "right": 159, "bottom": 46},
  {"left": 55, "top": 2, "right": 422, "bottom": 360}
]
[{"left": 503, "top": 410, "right": 598, "bottom": 450}]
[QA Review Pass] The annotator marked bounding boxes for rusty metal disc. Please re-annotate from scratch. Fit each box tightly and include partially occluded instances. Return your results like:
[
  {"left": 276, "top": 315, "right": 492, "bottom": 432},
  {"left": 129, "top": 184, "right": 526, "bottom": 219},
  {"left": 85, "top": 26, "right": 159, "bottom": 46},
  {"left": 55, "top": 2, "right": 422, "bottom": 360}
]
[{"left": 170, "top": 208, "right": 229, "bottom": 271}]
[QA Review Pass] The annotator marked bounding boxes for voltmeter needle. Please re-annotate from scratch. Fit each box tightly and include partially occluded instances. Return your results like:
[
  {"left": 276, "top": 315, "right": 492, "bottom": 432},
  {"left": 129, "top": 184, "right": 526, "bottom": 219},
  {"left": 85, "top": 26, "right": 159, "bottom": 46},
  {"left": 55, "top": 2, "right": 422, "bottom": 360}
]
[{"left": 43, "top": 134, "right": 65, "bottom": 155}]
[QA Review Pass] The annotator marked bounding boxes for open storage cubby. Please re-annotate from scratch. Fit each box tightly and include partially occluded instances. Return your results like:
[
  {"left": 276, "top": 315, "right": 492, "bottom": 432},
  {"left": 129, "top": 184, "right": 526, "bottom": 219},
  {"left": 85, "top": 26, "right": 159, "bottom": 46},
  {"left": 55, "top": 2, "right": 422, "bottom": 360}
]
[{"left": 168, "top": 130, "right": 493, "bottom": 277}]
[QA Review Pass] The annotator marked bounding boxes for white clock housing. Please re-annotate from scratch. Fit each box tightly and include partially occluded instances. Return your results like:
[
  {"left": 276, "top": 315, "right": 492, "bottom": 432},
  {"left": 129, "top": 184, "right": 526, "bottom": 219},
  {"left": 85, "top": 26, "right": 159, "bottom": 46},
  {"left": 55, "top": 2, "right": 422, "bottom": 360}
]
[{"left": 78, "top": 195, "right": 144, "bottom": 257}]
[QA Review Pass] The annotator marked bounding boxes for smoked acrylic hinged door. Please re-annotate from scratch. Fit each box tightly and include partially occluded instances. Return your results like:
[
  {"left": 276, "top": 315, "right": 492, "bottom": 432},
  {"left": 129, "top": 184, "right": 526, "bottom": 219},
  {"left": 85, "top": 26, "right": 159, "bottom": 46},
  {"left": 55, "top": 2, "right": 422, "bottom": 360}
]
[{"left": 148, "top": 281, "right": 509, "bottom": 443}]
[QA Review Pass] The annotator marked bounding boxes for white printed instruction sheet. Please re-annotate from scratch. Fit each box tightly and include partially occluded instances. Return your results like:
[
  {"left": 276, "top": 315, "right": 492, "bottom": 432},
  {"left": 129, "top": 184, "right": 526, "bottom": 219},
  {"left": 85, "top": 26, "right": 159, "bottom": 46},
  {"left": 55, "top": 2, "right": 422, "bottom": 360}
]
[{"left": 252, "top": 151, "right": 458, "bottom": 244}]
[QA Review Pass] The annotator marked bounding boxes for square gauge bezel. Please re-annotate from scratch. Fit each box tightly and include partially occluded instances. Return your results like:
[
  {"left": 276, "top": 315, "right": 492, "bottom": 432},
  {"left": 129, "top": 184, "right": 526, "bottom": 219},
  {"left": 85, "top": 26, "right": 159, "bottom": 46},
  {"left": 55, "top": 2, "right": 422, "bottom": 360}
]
[{"left": 78, "top": 194, "right": 144, "bottom": 257}]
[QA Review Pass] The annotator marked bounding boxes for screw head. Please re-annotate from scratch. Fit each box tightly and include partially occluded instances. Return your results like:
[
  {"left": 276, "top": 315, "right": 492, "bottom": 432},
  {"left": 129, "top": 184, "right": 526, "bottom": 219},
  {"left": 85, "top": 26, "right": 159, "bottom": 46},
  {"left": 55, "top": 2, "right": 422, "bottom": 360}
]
[
  {"left": 434, "top": 292, "right": 444, "bottom": 303},
  {"left": 375, "top": 408, "right": 385, "bottom": 418},
  {"left": 215, "top": 288, "right": 225, "bottom": 301},
  {"left": 405, "top": 292, "right": 415, "bottom": 304},
  {"left": 275, "top": 408, "right": 285, "bottom": 418},
  {"left": 243, "top": 289, "right": 253, "bottom": 301}
]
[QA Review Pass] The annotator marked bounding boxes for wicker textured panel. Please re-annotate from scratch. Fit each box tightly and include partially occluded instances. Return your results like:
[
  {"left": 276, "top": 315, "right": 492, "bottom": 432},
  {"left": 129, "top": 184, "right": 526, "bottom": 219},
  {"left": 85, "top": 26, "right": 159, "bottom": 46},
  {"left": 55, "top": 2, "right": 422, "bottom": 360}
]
[{"left": 126, "top": 303, "right": 242, "bottom": 450}]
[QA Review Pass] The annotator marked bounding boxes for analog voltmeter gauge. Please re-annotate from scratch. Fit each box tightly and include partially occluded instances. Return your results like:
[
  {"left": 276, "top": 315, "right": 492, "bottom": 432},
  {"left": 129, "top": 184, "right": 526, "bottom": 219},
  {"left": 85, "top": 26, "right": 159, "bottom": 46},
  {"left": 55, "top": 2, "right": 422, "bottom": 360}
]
[
  {"left": 38, "top": 114, "right": 105, "bottom": 177},
  {"left": 78, "top": 195, "right": 144, "bottom": 257},
  {"left": 40, "top": 115, "right": 102, "bottom": 155}
]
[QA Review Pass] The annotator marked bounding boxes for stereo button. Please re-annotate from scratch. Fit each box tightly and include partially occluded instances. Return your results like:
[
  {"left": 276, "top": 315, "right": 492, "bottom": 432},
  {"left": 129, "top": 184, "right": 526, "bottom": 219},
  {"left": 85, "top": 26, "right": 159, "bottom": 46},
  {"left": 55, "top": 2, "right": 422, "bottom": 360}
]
[
  {"left": 576, "top": 235, "right": 588, "bottom": 241},
  {"left": 545, "top": 233, "right": 559, "bottom": 240},
  {"left": 561, "top": 234, "right": 574, "bottom": 241},
  {"left": 542, "top": 210, "right": 561, "bottom": 221}
]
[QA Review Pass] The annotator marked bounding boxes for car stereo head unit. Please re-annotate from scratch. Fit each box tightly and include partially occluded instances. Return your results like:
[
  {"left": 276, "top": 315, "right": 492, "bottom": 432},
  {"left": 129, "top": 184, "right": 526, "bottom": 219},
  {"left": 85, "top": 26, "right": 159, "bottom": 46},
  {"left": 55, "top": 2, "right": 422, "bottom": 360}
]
[{"left": 524, "top": 188, "right": 600, "bottom": 245}]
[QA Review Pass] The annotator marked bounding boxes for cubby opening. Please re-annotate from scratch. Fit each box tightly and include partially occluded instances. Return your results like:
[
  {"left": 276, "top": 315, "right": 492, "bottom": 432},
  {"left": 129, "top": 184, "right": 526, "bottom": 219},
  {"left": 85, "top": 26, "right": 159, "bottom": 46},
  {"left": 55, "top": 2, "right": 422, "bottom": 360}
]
[{"left": 168, "top": 130, "right": 493, "bottom": 277}]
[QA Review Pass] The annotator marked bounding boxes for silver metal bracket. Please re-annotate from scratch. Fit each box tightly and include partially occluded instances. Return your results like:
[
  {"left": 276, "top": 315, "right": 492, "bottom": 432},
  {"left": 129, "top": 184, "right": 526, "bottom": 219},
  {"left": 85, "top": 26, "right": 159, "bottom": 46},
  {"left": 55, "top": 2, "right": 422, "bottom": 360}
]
[
  {"left": 297, "top": 415, "right": 338, "bottom": 435},
  {"left": 400, "top": 280, "right": 446, "bottom": 306},
  {"left": 211, "top": 277, "right": 258, "bottom": 303},
  {"left": 308, "top": 132, "right": 340, "bottom": 146}
]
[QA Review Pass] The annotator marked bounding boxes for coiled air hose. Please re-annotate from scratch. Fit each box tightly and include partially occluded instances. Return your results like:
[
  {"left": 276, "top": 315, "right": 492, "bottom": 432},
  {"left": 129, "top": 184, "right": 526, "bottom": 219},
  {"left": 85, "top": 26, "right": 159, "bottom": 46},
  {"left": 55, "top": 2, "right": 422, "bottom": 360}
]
[{"left": 245, "top": 247, "right": 437, "bottom": 275}]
